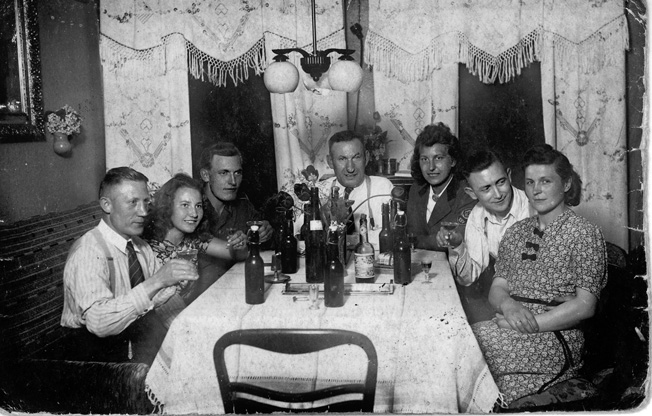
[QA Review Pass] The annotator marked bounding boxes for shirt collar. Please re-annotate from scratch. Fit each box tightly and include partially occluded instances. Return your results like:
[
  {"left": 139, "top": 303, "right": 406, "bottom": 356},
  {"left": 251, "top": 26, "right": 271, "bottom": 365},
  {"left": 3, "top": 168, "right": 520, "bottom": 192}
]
[
  {"left": 98, "top": 218, "right": 141, "bottom": 255},
  {"left": 483, "top": 186, "right": 526, "bottom": 224},
  {"left": 429, "top": 175, "right": 453, "bottom": 200}
]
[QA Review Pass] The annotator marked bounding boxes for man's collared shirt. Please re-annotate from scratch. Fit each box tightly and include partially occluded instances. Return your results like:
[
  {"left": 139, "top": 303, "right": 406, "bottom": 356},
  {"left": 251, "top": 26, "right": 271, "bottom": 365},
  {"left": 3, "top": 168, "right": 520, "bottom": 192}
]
[
  {"left": 450, "top": 187, "right": 534, "bottom": 286},
  {"left": 61, "top": 219, "right": 161, "bottom": 337},
  {"left": 322, "top": 175, "right": 394, "bottom": 249}
]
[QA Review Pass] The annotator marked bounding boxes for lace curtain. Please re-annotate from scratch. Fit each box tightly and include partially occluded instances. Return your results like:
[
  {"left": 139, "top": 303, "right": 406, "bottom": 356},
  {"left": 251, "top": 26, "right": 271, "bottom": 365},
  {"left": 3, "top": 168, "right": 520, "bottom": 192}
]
[
  {"left": 100, "top": 0, "right": 348, "bottom": 191},
  {"left": 364, "top": 0, "right": 629, "bottom": 248}
]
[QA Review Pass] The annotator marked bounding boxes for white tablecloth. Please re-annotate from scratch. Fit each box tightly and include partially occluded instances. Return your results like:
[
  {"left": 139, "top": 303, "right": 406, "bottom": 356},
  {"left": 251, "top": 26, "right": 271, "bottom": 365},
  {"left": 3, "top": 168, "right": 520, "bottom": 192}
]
[{"left": 145, "top": 250, "right": 500, "bottom": 414}]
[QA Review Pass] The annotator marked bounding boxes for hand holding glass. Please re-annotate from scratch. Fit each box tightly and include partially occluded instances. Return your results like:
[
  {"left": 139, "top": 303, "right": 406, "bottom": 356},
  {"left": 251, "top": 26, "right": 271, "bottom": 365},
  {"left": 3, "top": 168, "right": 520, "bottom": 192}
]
[{"left": 441, "top": 221, "right": 459, "bottom": 247}]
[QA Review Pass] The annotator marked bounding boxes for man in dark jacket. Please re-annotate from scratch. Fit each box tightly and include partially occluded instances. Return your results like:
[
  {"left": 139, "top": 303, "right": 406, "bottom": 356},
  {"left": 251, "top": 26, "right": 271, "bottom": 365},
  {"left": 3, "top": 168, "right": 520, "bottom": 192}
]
[{"left": 406, "top": 123, "right": 476, "bottom": 250}]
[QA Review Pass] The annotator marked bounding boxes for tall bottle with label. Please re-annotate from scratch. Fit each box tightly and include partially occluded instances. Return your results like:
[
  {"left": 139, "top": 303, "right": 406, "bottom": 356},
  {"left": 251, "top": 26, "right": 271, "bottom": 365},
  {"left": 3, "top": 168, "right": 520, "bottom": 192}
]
[
  {"left": 305, "top": 187, "right": 325, "bottom": 283},
  {"left": 245, "top": 224, "right": 265, "bottom": 304},
  {"left": 392, "top": 209, "right": 411, "bottom": 284},
  {"left": 280, "top": 208, "right": 298, "bottom": 273},
  {"left": 378, "top": 202, "right": 393, "bottom": 253},
  {"left": 324, "top": 224, "right": 344, "bottom": 307},
  {"left": 354, "top": 213, "right": 375, "bottom": 283}
]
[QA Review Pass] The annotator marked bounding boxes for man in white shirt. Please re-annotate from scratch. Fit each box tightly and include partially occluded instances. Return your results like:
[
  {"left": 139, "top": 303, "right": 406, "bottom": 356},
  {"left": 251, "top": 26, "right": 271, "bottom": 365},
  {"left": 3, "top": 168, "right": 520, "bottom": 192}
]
[
  {"left": 437, "top": 150, "right": 534, "bottom": 323},
  {"left": 323, "top": 131, "right": 394, "bottom": 249},
  {"left": 61, "top": 167, "right": 198, "bottom": 364}
]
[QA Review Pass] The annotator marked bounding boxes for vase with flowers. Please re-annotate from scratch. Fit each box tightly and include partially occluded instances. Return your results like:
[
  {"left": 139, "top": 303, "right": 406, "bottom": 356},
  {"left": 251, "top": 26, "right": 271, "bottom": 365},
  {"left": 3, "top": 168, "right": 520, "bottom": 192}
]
[
  {"left": 46, "top": 105, "right": 83, "bottom": 156},
  {"left": 363, "top": 112, "right": 392, "bottom": 176}
]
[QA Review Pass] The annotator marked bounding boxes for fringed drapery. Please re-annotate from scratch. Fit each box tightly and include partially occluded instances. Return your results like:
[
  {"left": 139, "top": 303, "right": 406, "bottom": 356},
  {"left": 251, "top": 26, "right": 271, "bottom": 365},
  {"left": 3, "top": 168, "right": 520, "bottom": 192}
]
[
  {"left": 100, "top": 0, "right": 349, "bottom": 191},
  {"left": 367, "top": 0, "right": 629, "bottom": 248}
]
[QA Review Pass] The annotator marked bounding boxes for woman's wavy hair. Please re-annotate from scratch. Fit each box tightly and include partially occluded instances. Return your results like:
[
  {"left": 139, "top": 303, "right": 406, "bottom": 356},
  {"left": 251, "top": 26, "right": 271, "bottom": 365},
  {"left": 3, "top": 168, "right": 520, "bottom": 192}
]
[
  {"left": 522, "top": 144, "right": 582, "bottom": 206},
  {"left": 410, "top": 122, "right": 462, "bottom": 185},
  {"left": 144, "top": 173, "right": 208, "bottom": 242}
]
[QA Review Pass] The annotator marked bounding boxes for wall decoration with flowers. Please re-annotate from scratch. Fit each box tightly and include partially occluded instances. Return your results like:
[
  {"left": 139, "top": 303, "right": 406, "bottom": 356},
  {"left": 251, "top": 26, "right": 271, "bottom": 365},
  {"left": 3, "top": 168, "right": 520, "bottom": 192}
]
[{"left": 46, "top": 105, "right": 82, "bottom": 156}]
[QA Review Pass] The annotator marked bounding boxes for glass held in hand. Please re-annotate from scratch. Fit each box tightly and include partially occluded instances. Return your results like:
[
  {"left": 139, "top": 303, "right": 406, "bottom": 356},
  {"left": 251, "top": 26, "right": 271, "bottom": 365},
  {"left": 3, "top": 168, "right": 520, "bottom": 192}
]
[
  {"left": 308, "top": 284, "right": 320, "bottom": 310},
  {"left": 440, "top": 221, "right": 459, "bottom": 247},
  {"left": 265, "top": 252, "right": 291, "bottom": 284},
  {"left": 177, "top": 247, "right": 198, "bottom": 263},
  {"left": 421, "top": 259, "right": 433, "bottom": 284}
]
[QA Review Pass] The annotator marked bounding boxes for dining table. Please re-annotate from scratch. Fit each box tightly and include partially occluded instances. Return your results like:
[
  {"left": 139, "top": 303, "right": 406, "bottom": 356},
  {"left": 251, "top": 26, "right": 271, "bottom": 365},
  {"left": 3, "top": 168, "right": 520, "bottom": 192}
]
[{"left": 145, "top": 249, "right": 500, "bottom": 414}]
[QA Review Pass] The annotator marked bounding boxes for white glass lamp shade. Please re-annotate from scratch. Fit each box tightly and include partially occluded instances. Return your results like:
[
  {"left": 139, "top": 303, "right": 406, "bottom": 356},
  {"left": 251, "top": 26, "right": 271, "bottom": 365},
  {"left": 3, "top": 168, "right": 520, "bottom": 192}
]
[
  {"left": 328, "top": 60, "right": 363, "bottom": 92},
  {"left": 264, "top": 61, "right": 300, "bottom": 93}
]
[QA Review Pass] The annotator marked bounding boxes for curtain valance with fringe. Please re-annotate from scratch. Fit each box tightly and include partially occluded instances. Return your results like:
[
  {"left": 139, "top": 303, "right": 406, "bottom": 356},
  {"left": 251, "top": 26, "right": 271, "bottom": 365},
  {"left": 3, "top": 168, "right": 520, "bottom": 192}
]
[
  {"left": 365, "top": 0, "right": 628, "bottom": 84},
  {"left": 100, "top": 0, "right": 344, "bottom": 87}
]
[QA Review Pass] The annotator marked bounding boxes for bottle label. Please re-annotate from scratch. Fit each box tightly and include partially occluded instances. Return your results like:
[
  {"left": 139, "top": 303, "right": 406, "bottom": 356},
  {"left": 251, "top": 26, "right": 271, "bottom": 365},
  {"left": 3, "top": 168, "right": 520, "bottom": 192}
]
[
  {"left": 354, "top": 253, "right": 375, "bottom": 280},
  {"left": 360, "top": 225, "right": 367, "bottom": 235},
  {"left": 310, "top": 220, "right": 323, "bottom": 231}
]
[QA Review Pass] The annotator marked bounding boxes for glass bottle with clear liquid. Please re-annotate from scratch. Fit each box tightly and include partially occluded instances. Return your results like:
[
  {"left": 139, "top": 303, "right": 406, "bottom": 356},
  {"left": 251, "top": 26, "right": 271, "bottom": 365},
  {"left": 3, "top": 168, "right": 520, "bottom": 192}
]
[{"left": 378, "top": 202, "right": 393, "bottom": 253}]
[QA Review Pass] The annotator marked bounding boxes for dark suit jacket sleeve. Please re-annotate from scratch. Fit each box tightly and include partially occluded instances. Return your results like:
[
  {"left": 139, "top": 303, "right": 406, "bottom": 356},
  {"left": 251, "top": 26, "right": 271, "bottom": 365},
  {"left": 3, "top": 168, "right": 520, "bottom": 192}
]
[{"left": 407, "top": 181, "right": 477, "bottom": 250}]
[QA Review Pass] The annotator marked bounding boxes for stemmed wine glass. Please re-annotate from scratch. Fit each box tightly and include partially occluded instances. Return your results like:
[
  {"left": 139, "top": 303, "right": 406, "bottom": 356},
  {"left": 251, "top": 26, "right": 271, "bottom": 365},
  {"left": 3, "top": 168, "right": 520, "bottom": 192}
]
[
  {"left": 308, "top": 284, "right": 320, "bottom": 310},
  {"left": 440, "top": 221, "right": 459, "bottom": 247},
  {"left": 264, "top": 251, "right": 290, "bottom": 283},
  {"left": 421, "top": 258, "right": 433, "bottom": 283},
  {"left": 407, "top": 232, "right": 417, "bottom": 252}
]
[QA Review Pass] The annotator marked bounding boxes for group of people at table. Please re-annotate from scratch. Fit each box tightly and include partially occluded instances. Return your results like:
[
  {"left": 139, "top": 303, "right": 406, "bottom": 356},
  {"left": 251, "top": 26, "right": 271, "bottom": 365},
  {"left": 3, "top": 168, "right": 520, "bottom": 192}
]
[{"left": 59, "top": 122, "right": 606, "bottom": 407}]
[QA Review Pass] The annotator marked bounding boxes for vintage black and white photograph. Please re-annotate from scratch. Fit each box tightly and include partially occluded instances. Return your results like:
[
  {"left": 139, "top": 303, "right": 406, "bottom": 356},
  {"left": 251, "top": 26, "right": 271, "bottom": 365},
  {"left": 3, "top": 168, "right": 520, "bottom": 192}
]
[{"left": 0, "top": 0, "right": 648, "bottom": 414}]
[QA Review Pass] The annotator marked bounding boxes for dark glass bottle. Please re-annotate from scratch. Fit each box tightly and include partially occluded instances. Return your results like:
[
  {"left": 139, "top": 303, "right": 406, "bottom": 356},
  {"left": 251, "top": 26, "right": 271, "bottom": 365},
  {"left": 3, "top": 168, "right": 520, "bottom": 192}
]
[
  {"left": 354, "top": 213, "right": 375, "bottom": 283},
  {"left": 280, "top": 209, "right": 298, "bottom": 273},
  {"left": 393, "top": 209, "right": 411, "bottom": 285},
  {"left": 305, "top": 187, "right": 325, "bottom": 283},
  {"left": 378, "top": 202, "right": 393, "bottom": 253},
  {"left": 245, "top": 224, "right": 265, "bottom": 304},
  {"left": 324, "top": 225, "right": 344, "bottom": 307},
  {"left": 300, "top": 203, "right": 311, "bottom": 243}
]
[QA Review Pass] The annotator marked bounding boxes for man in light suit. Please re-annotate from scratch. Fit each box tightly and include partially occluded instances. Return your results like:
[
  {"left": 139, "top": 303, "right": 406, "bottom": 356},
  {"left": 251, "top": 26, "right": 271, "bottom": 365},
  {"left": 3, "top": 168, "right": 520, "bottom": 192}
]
[{"left": 406, "top": 123, "right": 477, "bottom": 250}]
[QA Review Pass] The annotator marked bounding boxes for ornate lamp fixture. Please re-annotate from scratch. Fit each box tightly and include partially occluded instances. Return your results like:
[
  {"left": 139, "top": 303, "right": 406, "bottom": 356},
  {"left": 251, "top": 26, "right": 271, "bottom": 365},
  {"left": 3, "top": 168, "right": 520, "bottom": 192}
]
[{"left": 264, "top": 0, "right": 364, "bottom": 94}]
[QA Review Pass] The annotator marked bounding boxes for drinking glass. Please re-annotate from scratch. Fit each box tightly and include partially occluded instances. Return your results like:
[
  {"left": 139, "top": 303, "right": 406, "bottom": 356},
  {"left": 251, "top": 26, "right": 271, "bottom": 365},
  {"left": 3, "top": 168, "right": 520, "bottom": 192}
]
[
  {"left": 265, "top": 252, "right": 290, "bottom": 283},
  {"left": 177, "top": 247, "right": 198, "bottom": 263},
  {"left": 407, "top": 232, "right": 417, "bottom": 252},
  {"left": 421, "top": 259, "right": 433, "bottom": 283},
  {"left": 308, "top": 284, "right": 320, "bottom": 310},
  {"left": 441, "top": 221, "right": 459, "bottom": 247}
]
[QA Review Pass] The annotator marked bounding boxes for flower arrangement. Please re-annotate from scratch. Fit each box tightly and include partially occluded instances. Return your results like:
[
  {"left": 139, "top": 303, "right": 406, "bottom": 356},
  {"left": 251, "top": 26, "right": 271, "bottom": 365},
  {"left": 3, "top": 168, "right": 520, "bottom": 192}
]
[
  {"left": 363, "top": 112, "right": 391, "bottom": 175},
  {"left": 46, "top": 105, "right": 83, "bottom": 135}
]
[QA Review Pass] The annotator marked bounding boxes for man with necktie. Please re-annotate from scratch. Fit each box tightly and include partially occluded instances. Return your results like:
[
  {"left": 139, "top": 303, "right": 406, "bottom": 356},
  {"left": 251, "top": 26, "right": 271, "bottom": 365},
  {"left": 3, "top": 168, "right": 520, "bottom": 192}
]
[
  {"left": 406, "top": 122, "right": 477, "bottom": 250},
  {"left": 436, "top": 149, "right": 534, "bottom": 323},
  {"left": 323, "top": 130, "right": 393, "bottom": 250},
  {"left": 61, "top": 167, "right": 198, "bottom": 364}
]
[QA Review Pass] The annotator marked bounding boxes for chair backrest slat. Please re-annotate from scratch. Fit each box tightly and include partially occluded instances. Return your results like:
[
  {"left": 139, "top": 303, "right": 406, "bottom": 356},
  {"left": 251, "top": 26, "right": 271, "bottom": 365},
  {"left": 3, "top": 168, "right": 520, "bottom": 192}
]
[{"left": 213, "top": 328, "right": 378, "bottom": 414}]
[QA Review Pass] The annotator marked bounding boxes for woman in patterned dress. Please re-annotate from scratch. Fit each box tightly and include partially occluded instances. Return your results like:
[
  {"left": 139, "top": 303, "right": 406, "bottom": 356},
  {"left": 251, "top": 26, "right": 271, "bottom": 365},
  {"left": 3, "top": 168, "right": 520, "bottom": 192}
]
[
  {"left": 472, "top": 144, "right": 606, "bottom": 404},
  {"left": 144, "top": 173, "right": 247, "bottom": 326}
]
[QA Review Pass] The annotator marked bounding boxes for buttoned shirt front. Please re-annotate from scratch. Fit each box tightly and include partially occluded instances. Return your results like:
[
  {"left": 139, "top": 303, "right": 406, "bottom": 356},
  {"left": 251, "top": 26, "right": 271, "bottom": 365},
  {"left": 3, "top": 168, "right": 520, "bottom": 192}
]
[
  {"left": 61, "top": 219, "right": 161, "bottom": 337},
  {"left": 449, "top": 187, "right": 534, "bottom": 286},
  {"left": 322, "top": 175, "right": 394, "bottom": 249}
]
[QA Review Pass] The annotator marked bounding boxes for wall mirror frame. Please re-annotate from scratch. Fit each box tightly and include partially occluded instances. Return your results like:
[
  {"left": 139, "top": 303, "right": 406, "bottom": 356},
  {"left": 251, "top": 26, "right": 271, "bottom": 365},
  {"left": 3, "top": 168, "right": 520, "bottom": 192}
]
[{"left": 0, "top": 0, "right": 44, "bottom": 143}]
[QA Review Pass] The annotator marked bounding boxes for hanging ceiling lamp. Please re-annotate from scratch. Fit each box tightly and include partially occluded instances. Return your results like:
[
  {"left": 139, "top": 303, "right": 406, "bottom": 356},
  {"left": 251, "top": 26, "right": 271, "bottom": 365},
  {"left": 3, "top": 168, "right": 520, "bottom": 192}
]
[{"left": 263, "top": 0, "right": 364, "bottom": 94}]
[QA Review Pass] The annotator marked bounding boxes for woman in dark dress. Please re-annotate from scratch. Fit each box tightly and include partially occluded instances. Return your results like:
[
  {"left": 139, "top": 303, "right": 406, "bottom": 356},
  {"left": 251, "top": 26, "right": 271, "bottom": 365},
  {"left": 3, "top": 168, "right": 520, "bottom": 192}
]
[{"left": 472, "top": 144, "right": 607, "bottom": 404}]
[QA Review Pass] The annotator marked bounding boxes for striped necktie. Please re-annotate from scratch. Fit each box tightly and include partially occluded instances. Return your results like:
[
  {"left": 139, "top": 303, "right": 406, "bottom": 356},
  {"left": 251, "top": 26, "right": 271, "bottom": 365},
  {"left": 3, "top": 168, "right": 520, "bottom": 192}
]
[
  {"left": 126, "top": 241, "right": 145, "bottom": 288},
  {"left": 344, "top": 187, "right": 355, "bottom": 234}
]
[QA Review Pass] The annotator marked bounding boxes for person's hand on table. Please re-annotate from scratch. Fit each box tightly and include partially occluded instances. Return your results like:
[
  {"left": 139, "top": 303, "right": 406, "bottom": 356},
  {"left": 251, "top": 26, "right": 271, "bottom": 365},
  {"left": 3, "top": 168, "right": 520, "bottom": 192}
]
[
  {"left": 435, "top": 227, "right": 462, "bottom": 248},
  {"left": 258, "top": 220, "right": 274, "bottom": 243},
  {"left": 495, "top": 297, "right": 539, "bottom": 334}
]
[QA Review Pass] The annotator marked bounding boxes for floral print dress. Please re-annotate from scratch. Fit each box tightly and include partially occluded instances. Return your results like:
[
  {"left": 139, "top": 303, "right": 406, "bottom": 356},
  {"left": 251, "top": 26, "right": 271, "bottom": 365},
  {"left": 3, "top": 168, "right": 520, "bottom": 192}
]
[
  {"left": 471, "top": 210, "right": 606, "bottom": 404},
  {"left": 147, "top": 237, "right": 209, "bottom": 328}
]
